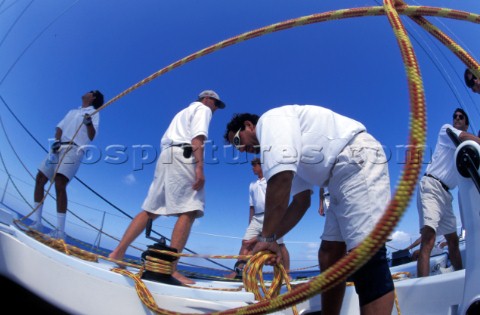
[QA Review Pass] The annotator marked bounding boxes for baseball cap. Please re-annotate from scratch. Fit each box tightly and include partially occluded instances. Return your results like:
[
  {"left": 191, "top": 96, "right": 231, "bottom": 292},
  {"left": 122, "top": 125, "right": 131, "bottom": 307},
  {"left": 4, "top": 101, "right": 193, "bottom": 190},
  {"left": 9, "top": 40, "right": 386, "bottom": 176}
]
[{"left": 198, "top": 90, "right": 226, "bottom": 109}]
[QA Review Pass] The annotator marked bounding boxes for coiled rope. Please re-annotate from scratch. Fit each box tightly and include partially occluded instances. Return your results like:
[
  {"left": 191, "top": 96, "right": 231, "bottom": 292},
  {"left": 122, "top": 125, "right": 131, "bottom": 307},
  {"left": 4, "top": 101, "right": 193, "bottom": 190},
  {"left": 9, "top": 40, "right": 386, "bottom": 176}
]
[{"left": 21, "top": 1, "right": 480, "bottom": 314}]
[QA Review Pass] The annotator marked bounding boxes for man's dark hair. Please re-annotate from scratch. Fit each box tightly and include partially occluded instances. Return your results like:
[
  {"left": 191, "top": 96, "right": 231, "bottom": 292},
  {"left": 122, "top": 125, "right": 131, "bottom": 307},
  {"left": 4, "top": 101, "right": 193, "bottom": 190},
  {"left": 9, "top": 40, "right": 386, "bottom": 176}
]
[
  {"left": 454, "top": 107, "right": 469, "bottom": 126},
  {"left": 223, "top": 113, "right": 260, "bottom": 143},
  {"left": 91, "top": 90, "right": 104, "bottom": 109},
  {"left": 464, "top": 69, "right": 476, "bottom": 89}
]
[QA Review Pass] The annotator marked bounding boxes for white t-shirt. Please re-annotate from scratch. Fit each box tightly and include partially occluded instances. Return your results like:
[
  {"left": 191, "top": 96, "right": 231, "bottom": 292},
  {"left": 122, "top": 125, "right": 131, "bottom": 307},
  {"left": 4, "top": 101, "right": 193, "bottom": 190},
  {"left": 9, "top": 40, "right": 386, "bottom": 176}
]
[
  {"left": 160, "top": 101, "right": 212, "bottom": 150},
  {"left": 57, "top": 106, "right": 99, "bottom": 146},
  {"left": 249, "top": 177, "right": 267, "bottom": 215},
  {"left": 256, "top": 105, "right": 366, "bottom": 195},
  {"left": 424, "top": 124, "right": 463, "bottom": 189}
]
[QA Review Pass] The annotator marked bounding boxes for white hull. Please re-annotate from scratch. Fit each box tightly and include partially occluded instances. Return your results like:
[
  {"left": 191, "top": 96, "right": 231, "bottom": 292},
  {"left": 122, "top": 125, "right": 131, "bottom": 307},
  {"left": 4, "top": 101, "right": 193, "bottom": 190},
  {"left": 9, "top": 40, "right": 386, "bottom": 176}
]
[
  {"left": 0, "top": 209, "right": 260, "bottom": 315},
  {"left": 0, "top": 206, "right": 472, "bottom": 315},
  {"left": 2, "top": 139, "right": 480, "bottom": 315},
  {"left": 294, "top": 271, "right": 466, "bottom": 315}
]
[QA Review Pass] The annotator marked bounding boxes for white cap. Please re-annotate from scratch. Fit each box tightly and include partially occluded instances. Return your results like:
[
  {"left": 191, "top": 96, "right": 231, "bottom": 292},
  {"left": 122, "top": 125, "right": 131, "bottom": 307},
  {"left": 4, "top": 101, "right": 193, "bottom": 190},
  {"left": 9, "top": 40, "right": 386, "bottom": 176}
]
[{"left": 198, "top": 90, "right": 225, "bottom": 109}]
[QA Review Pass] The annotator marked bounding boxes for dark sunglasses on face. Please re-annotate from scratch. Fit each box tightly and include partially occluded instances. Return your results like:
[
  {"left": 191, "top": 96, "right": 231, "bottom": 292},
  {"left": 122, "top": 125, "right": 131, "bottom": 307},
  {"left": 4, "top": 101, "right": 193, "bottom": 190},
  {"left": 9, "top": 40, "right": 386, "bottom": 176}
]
[
  {"left": 453, "top": 114, "right": 465, "bottom": 120},
  {"left": 233, "top": 128, "right": 242, "bottom": 149}
]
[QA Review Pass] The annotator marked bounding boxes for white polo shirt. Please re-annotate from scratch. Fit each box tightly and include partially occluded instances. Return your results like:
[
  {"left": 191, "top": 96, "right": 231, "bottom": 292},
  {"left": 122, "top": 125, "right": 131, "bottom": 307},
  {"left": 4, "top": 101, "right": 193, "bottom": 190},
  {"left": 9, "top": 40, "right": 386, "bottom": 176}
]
[
  {"left": 249, "top": 177, "right": 267, "bottom": 215},
  {"left": 256, "top": 105, "right": 366, "bottom": 195},
  {"left": 424, "top": 124, "right": 463, "bottom": 189},
  {"left": 160, "top": 101, "right": 212, "bottom": 150},
  {"left": 57, "top": 106, "right": 99, "bottom": 146}
]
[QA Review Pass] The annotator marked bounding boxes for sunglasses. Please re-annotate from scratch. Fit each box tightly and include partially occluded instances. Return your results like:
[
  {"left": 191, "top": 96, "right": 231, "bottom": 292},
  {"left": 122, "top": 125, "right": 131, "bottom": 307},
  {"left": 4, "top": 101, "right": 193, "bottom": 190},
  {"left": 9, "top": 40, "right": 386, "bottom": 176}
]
[
  {"left": 453, "top": 114, "right": 465, "bottom": 120},
  {"left": 233, "top": 128, "right": 242, "bottom": 149}
]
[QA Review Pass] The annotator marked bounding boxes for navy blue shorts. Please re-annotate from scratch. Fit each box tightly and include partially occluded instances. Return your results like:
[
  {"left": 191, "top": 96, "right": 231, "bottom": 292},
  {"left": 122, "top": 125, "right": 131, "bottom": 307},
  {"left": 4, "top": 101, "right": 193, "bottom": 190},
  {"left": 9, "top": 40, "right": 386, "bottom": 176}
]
[{"left": 349, "top": 245, "right": 394, "bottom": 306}]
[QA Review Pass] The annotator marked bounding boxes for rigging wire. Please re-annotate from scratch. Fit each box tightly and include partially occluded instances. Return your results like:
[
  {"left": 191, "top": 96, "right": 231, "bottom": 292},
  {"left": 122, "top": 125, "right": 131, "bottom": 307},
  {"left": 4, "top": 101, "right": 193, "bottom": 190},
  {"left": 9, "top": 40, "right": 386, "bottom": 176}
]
[
  {"left": 0, "top": 109, "right": 110, "bottom": 233},
  {"left": 0, "top": 5, "right": 474, "bottom": 307},
  {"left": 0, "top": 0, "right": 33, "bottom": 49},
  {"left": 0, "top": 99, "right": 35, "bottom": 179},
  {"left": 0, "top": 0, "right": 233, "bottom": 270},
  {"left": 0, "top": 0, "right": 190, "bottom": 253},
  {"left": 402, "top": 18, "right": 478, "bottom": 134},
  {"left": 1, "top": 1, "right": 476, "bottom": 276},
  {"left": 411, "top": 0, "right": 478, "bottom": 60},
  {"left": 0, "top": 94, "right": 233, "bottom": 271},
  {"left": 0, "top": 166, "right": 114, "bottom": 216},
  {"left": 405, "top": 2, "right": 480, "bottom": 131},
  {"left": 0, "top": 118, "right": 31, "bottom": 208},
  {"left": 371, "top": 0, "right": 479, "bottom": 133},
  {"left": 0, "top": 0, "right": 80, "bottom": 86},
  {"left": 0, "top": 0, "right": 19, "bottom": 16}
]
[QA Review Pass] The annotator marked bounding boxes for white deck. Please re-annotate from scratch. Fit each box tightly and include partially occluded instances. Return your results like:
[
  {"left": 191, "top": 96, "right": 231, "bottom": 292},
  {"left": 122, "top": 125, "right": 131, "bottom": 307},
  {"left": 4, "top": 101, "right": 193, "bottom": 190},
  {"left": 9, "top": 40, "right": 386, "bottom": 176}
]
[
  {"left": 0, "top": 208, "right": 259, "bottom": 314},
  {"left": 1, "top": 179, "right": 478, "bottom": 315}
]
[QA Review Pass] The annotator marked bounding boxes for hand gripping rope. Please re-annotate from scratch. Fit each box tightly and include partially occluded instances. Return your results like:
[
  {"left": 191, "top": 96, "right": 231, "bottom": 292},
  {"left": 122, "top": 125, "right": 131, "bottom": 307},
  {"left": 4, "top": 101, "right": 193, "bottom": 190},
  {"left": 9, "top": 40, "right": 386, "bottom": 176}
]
[{"left": 32, "top": 1, "right": 480, "bottom": 314}]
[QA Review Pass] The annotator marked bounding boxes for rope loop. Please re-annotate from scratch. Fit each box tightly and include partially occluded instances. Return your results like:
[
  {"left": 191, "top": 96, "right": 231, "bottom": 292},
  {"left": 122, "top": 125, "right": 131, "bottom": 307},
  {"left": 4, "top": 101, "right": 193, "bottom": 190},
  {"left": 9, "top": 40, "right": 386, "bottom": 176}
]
[
  {"left": 143, "top": 254, "right": 174, "bottom": 275},
  {"left": 243, "top": 251, "right": 298, "bottom": 315}
]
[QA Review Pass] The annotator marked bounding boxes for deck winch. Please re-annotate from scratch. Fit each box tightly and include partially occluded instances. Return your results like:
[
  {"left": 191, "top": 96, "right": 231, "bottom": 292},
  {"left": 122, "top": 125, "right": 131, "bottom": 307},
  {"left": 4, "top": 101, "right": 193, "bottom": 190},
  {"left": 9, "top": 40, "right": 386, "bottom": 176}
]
[{"left": 140, "top": 219, "right": 182, "bottom": 285}]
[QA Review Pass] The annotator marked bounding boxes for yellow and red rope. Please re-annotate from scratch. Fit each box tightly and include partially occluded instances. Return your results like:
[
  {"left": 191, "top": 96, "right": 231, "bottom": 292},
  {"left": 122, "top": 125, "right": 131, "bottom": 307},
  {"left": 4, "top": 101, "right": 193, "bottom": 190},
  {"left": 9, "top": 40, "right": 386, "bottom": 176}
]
[{"left": 20, "top": 2, "right": 480, "bottom": 315}]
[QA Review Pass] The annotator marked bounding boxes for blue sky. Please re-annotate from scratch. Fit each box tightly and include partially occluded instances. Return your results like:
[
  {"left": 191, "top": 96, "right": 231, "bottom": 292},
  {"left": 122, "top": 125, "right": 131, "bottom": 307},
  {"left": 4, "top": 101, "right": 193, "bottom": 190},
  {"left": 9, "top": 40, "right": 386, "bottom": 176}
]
[{"left": 0, "top": 0, "right": 479, "bottom": 271}]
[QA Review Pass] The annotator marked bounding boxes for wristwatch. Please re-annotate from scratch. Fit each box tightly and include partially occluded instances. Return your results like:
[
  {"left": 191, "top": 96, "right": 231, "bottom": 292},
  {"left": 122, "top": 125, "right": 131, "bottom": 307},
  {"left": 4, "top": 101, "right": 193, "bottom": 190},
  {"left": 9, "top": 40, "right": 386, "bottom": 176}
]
[{"left": 257, "top": 234, "right": 276, "bottom": 243}]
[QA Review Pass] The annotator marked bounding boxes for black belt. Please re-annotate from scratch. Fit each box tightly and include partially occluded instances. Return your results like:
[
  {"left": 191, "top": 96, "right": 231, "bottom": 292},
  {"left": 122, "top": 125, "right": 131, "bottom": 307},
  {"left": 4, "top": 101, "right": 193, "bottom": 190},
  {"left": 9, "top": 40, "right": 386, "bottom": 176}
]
[
  {"left": 424, "top": 173, "right": 449, "bottom": 192},
  {"left": 60, "top": 141, "right": 78, "bottom": 146},
  {"left": 169, "top": 143, "right": 192, "bottom": 158},
  {"left": 170, "top": 143, "right": 190, "bottom": 147}
]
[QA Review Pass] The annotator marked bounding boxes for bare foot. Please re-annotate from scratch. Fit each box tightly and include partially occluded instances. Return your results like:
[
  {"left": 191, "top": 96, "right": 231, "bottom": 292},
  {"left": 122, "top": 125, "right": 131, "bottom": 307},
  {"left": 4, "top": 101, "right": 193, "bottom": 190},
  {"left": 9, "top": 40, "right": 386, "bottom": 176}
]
[
  {"left": 108, "top": 249, "right": 124, "bottom": 261},
  {"left": 108, "top": 251, "right": 127, "bottom": 268},
  {"left": 173, "top": 271, "right": 195, "bottom": 285},
  {"left": 224, "top": 272, "right": 237, "bottom": 279}
]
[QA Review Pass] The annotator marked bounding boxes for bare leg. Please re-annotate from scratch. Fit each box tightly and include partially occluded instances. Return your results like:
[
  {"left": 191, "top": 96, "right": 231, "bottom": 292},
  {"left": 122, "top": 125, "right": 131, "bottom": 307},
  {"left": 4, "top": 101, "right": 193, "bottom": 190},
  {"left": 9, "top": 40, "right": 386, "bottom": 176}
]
[
  {"left": 34, "top": 171, "right": 48, "bottom": 203},
  {"left": 279, "top": 244, "right": 290, "bottom": 272},
  {"left": 417, "top": 226, "right": 435, "bottom": 277},
  {"left": 360, "top": 291, "right": 395, "bottom": 315},
  {"left": 445, "top": 232, "right": 463, "bottom": 271},
  {"left": 54, "top": 174, "right": 69, "bottom": 214},
  {"left": 319, "top": 240, "right": 346, "bottom": 315},
  {"left": 170, "top": 211, "right": 197, "bottom": 285},
  {"left": 411, "top": 249, "right": 420, "bottom": 261},
  {"left": 109, "top": 211, "right": 158, "bottom": 261},
  {"left": 33, "top": 172, "right": 48, "bottom": 225},
  {"left": 279, "top": 244, "right": 292, "bottom": 281},
  {"left": 225, "top": 241, "right": 249, "bottom": 279}
]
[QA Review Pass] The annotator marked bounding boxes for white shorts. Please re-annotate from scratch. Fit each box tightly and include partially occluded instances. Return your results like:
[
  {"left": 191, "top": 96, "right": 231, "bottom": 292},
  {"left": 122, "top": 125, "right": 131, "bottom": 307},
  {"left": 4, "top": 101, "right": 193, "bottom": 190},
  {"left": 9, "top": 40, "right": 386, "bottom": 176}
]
[
  {"left": 243, "top": 214, "right": 284, "bottom": 244},
  {"left": 323, "top": 194, "right": 330, "bottom": 211},
  {"left": 38, "top": 145, "right": 83, "bottom": 181},
  {"left": 321, "top": 132, "right": 391, "bottom": 251},
  {"left": 417, "top": 176, "right": 457, "bottom": 235},
  {"left": 142, "top": 146, "right": 204, "bottom": 218}
]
